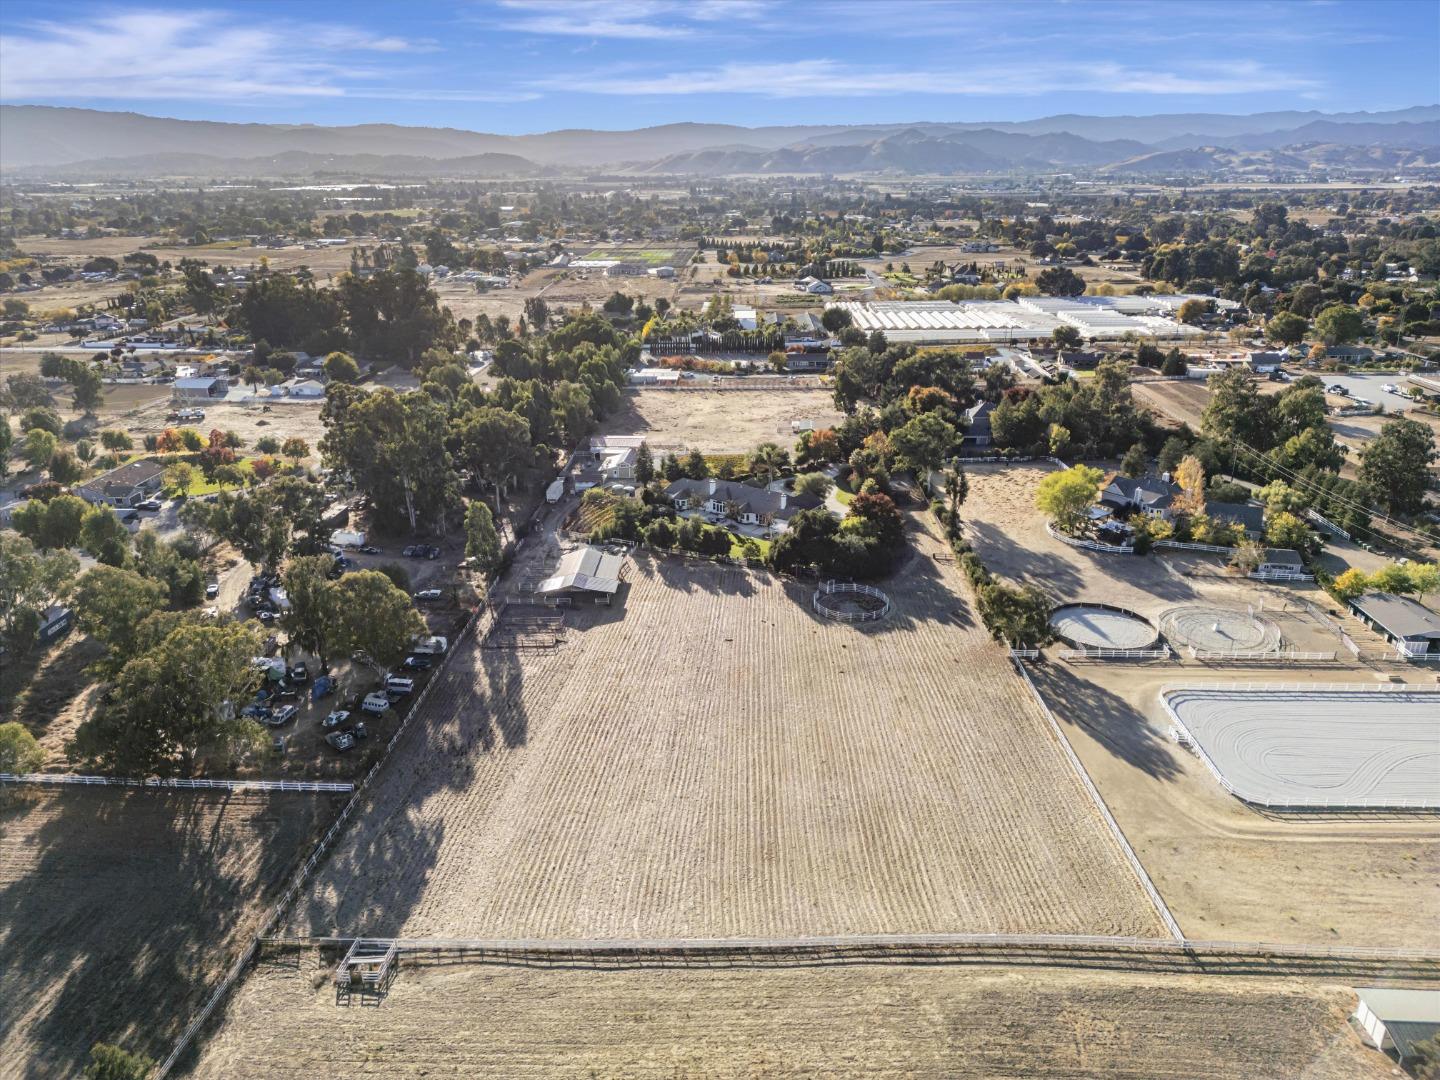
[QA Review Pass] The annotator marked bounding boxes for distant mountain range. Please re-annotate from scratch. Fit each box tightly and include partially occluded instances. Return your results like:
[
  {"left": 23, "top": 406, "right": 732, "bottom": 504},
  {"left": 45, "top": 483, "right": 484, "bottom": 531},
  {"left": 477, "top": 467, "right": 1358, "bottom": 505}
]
[{"left": 2, "top": 105, "right": 1436, "bottom": 178}]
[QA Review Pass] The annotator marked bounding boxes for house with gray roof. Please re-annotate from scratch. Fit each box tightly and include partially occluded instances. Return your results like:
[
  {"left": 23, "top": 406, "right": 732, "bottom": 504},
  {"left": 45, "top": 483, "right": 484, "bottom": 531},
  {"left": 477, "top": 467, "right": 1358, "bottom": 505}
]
[
  {"left": 76, "top": 459, "right": 166, "bottom": 508},
  {"left": 1205, "top": 500, "right": 1266, "bottom": 539},
  {"left": 665, "top": 478, "right": 824, "bottom": 532},
  {"left": 1099, "top": 472, "right": 1178, "bottom": 519},
  {"left": 1353, "top": 987, "right": 1440, "bottom": 1067}
]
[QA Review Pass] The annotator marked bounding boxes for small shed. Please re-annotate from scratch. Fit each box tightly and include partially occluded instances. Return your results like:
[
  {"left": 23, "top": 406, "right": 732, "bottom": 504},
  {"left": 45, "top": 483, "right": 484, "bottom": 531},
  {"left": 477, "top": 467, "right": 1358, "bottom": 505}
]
[
  {"left": 1353, "top": 987, "right": 1440, "bottom": 1066},
  {"left": 173, "top": 376, "right": 228, "bottom": 401}
]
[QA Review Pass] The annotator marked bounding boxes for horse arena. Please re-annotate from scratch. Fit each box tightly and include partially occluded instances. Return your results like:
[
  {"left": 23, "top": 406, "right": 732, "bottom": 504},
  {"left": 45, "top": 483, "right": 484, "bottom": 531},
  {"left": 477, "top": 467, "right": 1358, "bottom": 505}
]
[
  {"left": 1163, "top": 688, "right": 1440, "bottom": 809},
  {"left": 1048, "top": 604, "right": 1159, "bottom": 651},
  {"left": 1159, "top": 606, "right": 1282, "bottom": 654}
]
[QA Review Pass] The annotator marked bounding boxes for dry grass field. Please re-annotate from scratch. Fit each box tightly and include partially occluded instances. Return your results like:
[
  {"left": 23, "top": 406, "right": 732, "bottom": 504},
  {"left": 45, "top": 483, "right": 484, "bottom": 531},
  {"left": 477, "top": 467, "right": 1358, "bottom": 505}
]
[
  {"left": 190, "top": 956, "right": 1390, "bottom": 1080},
  {"left": 598, "top": 387, "right": 845, "bottom": 453},
  {"left": 286, "top": 513, "right": 1164, "bottom": 941},
  {"left": 0, "top": 787, "right": 335, "bottom": 1078}
]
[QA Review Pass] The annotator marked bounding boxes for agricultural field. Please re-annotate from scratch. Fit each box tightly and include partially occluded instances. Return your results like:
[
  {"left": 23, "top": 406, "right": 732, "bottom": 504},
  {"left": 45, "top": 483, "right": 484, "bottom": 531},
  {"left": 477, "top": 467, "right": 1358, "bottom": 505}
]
[
  {"left": 581, "top": 246, "right": 689, "bottom": 266},
  {"left": 597, "top": 387, "right": 844, "bottom": 453},
  {"left": 190, "top": 957, "right": 1390, "bottom": 1080},
  {"left": 0, "top": 787, "right": 336, "bottom": 1078},
  {"left": 286, "top": 513, "right": 1164, "bottom": 941}
]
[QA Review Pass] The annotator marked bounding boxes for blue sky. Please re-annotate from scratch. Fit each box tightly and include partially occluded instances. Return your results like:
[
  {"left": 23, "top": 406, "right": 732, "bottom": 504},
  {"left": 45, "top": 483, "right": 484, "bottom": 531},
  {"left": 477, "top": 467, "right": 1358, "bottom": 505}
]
[{"left": 1, "top": 1, "right": 1435, "bottom": 132}]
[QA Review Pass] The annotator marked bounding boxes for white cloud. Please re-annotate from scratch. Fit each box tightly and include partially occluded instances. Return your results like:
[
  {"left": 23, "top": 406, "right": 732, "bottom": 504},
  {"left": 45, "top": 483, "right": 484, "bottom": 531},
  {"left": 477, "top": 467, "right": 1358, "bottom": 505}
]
[
  {"left": 0, "top": 9, "right": 437, "bottom": 102},
  {"left": 496, "top": 0, "right": 769, "bottom": 39},
  {"left": 535, "top": 58, "right": 1319, "bottom": 99}
]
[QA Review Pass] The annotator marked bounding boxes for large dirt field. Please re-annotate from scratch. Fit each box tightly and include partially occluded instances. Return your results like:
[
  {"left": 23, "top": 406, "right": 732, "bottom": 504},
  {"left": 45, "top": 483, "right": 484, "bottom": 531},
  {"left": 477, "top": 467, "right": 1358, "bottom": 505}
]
[
  {"left": 285, "top": 513, "right": 1164, "bottom": 940},
  {"left": 0, "top": 787, "right": 336, "bottom": 1078},
  {"left": 189, "top": 957, "right": 1390, "bottom": 1080},
  {"left": 598, "top": 388, "right": 844, "bottom": 453}
]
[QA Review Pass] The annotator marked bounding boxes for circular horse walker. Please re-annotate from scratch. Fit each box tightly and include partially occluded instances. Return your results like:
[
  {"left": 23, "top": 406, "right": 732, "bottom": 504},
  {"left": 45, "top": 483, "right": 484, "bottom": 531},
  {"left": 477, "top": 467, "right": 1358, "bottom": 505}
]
[{"left": 813, "top": 580, "right": 891, "bottom": 623}]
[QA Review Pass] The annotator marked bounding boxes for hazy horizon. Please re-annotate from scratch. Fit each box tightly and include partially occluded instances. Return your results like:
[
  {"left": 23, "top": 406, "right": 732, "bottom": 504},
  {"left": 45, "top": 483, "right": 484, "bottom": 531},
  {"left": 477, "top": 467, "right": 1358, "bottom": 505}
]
[{"left": 1, "top": 0, "right": 1436, "bottom": 133}]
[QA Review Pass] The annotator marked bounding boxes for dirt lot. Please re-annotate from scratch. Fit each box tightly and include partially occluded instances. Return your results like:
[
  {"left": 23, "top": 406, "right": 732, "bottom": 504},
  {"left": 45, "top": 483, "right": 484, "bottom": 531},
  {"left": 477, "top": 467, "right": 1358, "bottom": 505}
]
[
  {"left": 285, "top": 513, "right": 1164, "bottom": 940},
  {"left": 599, "top": 388, "right": 844, "bottom": 454},
  {"left": 1027, "top": 662, "right": 1440, "bottom": 948},
  {"left": 0, "top": 787, "right": 336, "bottom": 1078},
  {"left": 962, "top": 464, "right": 1335, "bottom": 645},
  {"left": 189, "top": 957, "right": 1390, "bottom": 1080}
]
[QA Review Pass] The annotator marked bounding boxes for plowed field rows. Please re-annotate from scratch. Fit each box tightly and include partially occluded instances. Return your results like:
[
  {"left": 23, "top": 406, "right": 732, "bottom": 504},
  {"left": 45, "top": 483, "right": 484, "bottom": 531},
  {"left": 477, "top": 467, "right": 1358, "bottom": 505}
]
[
  {"left": 0, "top": 788, "right": 332, "bottom": 1079},
  {"left": 191, "top": 957, "right": 1390, "bottom": 1080},
  {"left": 288, "top": 515, "right": 1162, "bottom": 939}
]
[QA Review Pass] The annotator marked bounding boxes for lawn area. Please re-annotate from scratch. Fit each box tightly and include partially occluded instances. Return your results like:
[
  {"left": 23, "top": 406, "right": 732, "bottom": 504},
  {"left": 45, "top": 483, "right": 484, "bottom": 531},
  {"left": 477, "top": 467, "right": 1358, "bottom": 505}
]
[
  {"left": 584, "top": 247, "right": 683, "bottom": 266},
  {"left": 833, "top": 477, "right": 856, "bottom": 506},
  {"left": 164, "top": 457, "right": 257, "bottom": 496},
  {"left": 727, "top": 533, "right": 771, "bottom": 559}
]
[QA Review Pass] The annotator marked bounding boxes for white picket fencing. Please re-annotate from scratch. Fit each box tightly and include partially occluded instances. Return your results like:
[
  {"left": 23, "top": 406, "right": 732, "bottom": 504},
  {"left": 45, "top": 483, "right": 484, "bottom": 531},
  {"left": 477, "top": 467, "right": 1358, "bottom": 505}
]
[
  {"left": 1248, "top": 571, "right": 1314, "bottom": 582},
  {"left": 1185, "top": 647, "right": 1337, "bottom": 663},
  {"left": 1045, "top": 523, "right": 1134, "bottom": 555},
  {"left": 0, "top": 773, "right": 352, "bottom": 794},
  {"left": 1153, "top": 539, "right": 1234, "bottom": 555},
  {"left": 1058, "top": 646, "right": 1172, "bottom": 662}
]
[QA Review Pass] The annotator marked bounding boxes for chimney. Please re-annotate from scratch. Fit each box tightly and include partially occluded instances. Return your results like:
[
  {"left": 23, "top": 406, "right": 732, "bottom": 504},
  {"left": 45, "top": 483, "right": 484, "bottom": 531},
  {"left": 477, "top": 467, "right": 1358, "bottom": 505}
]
[
  {"left": 780, "top": 491, "right": 788, "bottom": 510},
  {"left": 708, "top": 477, "right": 718, "bottom": 496}
]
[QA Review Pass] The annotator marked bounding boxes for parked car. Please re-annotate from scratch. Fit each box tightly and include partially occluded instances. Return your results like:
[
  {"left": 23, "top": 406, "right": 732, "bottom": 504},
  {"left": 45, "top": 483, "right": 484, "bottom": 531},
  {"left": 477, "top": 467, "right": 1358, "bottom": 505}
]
[
  {"left": 137, "top": 498, "right": 163, "bottom": 512},
  {"left": 205, "top": 582, "right": 220, "bottom": 598},
  {"left": 402, "top": 545, "right": 440, "bottom": 559},
  {"left": 268, "top": 704, "right": 299, "bottom": 726},
  {"left": 411, "top": 635, "right": 448, "bottom": 656},
  {"left": 311, "top": 675, "right": 336, "bottom": 701},
  {"left": 274, "top": 683, "right": 299, "bottom": 700},
  {"left": 359, "top": 545, "right": 381, "bottom": 555},
  {"left": 361, "top": 692, "right": 391, "bottom": 715},
  {"left": 400, "top": 654, "right": 433, "bottom": 672},
  {"left": 322, "top": 709, "right": 350, "bottom": 729},
  {"left": 1327, "top": 384, "right": 1348, "bottom": 395},
  {"left": 325, "top": 730, "right": 356, "bottom": 752},
  {"left": 289, "top": 662, "right": 309, "bottom": 684},
  {"left": 414, "top": 588, "right": 443, "bottom": 602},
  {"left": 384, "top": 675, "right": 415, "bottom": 696},
  {"left": 1383, "top": 383, "right": 1400, "bottom": 395}
]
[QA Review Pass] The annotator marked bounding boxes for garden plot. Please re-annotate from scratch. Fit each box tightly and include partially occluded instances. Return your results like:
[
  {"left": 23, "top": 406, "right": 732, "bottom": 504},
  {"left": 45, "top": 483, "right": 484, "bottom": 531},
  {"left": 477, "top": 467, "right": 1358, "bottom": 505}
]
[
  {"left": 192, "top": 956, "right": 1391, "bottom": 1080},
  {"left": 1163, "top": 688, "right": 1440, "bottom": 808},
  {"left": 286, "top": 514, "right": 1165, "bottom": 941}
]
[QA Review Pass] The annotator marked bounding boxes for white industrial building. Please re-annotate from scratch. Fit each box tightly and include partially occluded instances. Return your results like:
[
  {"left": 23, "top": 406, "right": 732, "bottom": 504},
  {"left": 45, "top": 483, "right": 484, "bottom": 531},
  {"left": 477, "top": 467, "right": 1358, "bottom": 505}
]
[{"left": 828, "top": 295, "right": 1230, "bottom": 345}]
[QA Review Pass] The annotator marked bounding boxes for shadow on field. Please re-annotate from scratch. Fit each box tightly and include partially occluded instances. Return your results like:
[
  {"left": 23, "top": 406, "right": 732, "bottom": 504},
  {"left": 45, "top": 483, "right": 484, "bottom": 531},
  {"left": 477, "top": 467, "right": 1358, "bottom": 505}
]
[
  {"left": 0, "top": 788, "right": 330, "bottom": 1078},
  {"left": 1025, "top": 663, "right": 1184, "bottom": 783},
  {"left": 965, "top": 519, "right": 1085, "bottom": 598},
  {"left": 0, "top": 636, "right": 104, "bottom": 735},
  {"left": 287, "top": 612, "right": 539, "bottom": 937}
]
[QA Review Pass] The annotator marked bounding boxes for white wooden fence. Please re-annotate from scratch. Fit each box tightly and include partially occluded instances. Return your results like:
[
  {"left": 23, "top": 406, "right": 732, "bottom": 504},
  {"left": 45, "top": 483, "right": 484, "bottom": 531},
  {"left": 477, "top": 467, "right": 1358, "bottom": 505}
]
[
  {"left": 0, "top": 773, "right": 352, "bottom": 794},
  {"left": 1248, "top": 571, "right": 1314, "bottom": 582},
  {"left": 813, "top": 580, "right": 891, "bottom": 622},
  {"left": 1045, "top": 523, "right": 1134, "bottom": 555},
  {"left": 1153, "top": 539, "right": 1233, "bottom": 555},
  {"left": 1185, "top": 648, "right": 1337, "bottom": 663},
  {"left": 1058, "top": 646, "right": 1172, "bottom": 662},
  {"left": 1306, "top": 508, "right": 1351, "bottom": 540}
]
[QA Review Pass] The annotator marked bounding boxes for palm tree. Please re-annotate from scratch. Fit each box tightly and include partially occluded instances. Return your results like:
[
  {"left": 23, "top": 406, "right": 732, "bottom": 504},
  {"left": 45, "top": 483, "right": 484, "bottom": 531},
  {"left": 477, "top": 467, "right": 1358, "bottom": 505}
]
[{"left": 749, "top": 442, "right": 789, "bottom": 488}]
